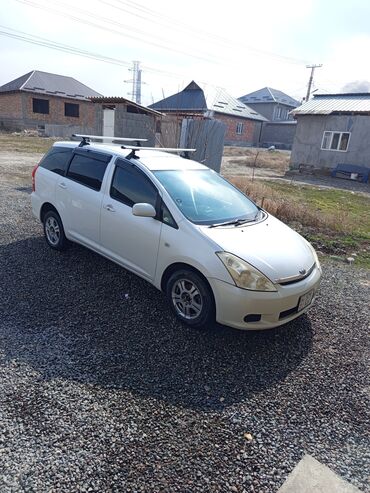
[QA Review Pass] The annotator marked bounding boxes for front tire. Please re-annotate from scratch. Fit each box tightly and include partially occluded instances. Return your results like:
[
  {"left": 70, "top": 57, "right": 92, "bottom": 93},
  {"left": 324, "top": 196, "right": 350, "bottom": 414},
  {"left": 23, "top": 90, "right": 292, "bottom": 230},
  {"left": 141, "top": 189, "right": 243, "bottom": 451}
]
[
  {"left": 166, "top": 269, "right": 215, "bottom": 328},
  {"left": 43, "top": 210, "right": 68, "bottom": 251}
]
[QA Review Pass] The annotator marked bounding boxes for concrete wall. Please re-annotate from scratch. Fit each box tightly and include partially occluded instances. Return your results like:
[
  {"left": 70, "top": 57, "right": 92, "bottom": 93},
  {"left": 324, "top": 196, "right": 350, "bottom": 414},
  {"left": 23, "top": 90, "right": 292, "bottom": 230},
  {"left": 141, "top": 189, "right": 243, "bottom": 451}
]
[
  {"left": 245, "top": 102, "right": 295, "bottom": 122},
  {"left": 115, "top": 110, "right": 156, "bottom": 146},
  {"left": 290, "top": 114, "right": 370, "bottom": 170},
  {"left": 260, "top": 122, "right": 296, "bottom": 149},
  {"left": 246, "top": 102, "right": 276, "bottom": 121}
]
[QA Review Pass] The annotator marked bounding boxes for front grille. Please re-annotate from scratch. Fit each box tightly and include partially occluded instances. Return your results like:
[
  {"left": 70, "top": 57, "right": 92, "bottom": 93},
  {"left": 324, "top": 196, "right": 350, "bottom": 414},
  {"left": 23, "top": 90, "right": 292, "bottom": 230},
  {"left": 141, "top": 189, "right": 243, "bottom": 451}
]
[{"left": 278, "top": 263, "right": 315, "bottom": 286}]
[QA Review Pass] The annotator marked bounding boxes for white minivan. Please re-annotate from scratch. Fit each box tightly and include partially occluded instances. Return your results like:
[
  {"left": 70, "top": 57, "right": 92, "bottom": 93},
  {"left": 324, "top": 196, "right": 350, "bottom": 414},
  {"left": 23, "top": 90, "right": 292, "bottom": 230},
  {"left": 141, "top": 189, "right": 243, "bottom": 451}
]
[{"left": 31, "top": 137, "right": 321, "bottom": 330}]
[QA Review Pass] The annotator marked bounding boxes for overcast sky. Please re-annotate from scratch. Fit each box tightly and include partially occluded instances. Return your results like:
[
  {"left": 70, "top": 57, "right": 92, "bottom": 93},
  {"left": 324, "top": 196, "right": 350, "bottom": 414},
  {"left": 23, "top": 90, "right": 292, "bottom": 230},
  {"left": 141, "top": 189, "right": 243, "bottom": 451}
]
[{"left": 1, "top": 0, "right": 370, "bottom": 106}]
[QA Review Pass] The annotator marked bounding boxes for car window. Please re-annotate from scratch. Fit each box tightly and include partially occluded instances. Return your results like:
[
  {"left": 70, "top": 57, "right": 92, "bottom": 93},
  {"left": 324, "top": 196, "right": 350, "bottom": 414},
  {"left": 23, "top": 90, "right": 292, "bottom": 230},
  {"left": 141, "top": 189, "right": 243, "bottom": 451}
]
[
  {"left": 110, "top": 159, "right": 158, "bottom": 208},
  {"left": 154, "top": 169, "right": 259, "bottom": 225},
  {"left": 161, "top": 201, "right": 177, "bottom": 228},
  {"left": 39, "top": 146, "right": 73, "bottom": 176},
  {"left": 66, "top": 152, "right": 110, "bottom": 191}
]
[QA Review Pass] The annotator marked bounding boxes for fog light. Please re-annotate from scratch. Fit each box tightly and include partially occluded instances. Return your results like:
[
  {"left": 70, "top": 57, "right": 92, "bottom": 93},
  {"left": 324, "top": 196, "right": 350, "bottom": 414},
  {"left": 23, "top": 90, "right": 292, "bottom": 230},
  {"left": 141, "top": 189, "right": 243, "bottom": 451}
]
[{"left": 244, "top": 314, "right": 261, "bottom": 323}]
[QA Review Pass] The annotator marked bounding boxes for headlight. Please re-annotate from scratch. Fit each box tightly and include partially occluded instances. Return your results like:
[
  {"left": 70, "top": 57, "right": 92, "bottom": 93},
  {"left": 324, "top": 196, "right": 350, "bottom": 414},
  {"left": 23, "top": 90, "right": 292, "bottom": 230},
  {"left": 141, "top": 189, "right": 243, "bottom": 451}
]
[
  {"left": 306, "top": 241, "right": 321, "bottom": 272},
  {"left": 216, "top": 252, "right": 277, "bottom": 292}
]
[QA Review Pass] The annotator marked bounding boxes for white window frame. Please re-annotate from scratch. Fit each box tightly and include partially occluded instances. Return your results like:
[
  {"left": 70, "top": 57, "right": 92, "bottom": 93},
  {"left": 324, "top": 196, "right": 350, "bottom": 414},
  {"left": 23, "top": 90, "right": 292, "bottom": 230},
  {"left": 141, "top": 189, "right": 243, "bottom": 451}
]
[
  {"left": 321, "top": 131, "right": 351, "bottom": 152},
  {"left": 236, "top": 122, "right": 244, "bottom": 135}
]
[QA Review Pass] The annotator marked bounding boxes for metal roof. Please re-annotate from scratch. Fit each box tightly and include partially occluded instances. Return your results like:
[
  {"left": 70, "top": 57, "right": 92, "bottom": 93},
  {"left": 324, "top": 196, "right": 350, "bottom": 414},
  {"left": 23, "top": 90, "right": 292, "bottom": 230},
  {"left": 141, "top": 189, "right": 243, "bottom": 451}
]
[
  {"left": 150, "top": 81, "right": 267, "bottom": 121},
  {"left": 90, "top": 97, "right": 163, "bottom": 116},
  {"left": 0, "top": 70, "right": 102, "bottom": 100},
  {"left": 239, "top": 87, "right": 299, "bottom": 107},
  {"left": 292, "top": 93, "right": 370, "bottom": 115}
]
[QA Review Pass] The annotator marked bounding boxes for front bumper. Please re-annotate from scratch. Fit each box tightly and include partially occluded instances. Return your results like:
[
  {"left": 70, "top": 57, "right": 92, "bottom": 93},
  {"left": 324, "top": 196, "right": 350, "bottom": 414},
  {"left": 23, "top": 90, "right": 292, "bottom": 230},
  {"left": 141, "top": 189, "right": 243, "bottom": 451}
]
[{"left": 209, "top": 265, "right": 321, "bottom": 330}]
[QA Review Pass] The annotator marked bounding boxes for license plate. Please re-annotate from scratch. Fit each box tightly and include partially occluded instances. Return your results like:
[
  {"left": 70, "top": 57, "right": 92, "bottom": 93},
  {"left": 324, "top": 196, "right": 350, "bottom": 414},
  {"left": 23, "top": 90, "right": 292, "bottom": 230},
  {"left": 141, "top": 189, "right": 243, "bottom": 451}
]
[{"left": 298, "top": 290, "right": 314, "bottom": 312}]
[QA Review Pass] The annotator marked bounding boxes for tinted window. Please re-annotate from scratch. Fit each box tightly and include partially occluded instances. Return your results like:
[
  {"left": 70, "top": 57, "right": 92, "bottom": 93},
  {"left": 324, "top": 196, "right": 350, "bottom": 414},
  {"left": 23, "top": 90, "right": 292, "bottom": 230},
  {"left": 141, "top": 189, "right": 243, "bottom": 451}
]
[
  {"left": 65, "top": 103, "right": 79, "bottom": 118},
  {"left": 39, "top": 147, "right": 73, "bottom": 176},
  {"left": 33, "top": 98, "right": 49, "bottom": 114},
  {"left": 67, "top": 153, "right": 109, "bottom": 191},
  {"left": 110, "top": 160, "right": 158, "bottom": 207}
]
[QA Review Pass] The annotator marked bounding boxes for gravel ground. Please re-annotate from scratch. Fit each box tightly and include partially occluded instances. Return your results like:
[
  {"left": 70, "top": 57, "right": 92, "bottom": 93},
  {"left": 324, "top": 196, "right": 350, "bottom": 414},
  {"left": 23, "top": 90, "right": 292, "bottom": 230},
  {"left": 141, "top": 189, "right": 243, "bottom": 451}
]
[{"left": 0, "top": 154, "right": 369, "bottom": 492}]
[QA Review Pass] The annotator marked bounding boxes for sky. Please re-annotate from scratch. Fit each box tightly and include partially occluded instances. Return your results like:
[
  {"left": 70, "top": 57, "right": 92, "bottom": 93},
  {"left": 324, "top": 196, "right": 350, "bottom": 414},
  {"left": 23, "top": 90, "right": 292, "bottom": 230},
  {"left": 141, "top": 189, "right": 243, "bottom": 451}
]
[{"left": 1, "top": 0, "right": 370, "bottom": 106}]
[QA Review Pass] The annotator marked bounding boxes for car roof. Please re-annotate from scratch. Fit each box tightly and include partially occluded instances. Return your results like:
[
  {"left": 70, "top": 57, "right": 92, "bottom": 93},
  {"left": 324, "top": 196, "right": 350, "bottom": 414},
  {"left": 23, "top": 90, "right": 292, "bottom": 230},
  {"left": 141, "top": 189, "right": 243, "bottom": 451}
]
[{"left": 53, "top": 141, "right": 207, "bottom": 171}]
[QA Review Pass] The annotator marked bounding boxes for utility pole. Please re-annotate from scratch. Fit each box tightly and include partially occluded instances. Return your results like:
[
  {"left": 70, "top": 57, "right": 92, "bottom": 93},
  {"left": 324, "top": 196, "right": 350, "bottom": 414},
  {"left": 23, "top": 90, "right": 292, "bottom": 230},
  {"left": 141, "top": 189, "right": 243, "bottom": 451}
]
[
  {"left": 125, "top": 61, "right": 143, "bottom": 104},
  {"left": 305, "top": 64, "right": 322, "bottom": 102}
]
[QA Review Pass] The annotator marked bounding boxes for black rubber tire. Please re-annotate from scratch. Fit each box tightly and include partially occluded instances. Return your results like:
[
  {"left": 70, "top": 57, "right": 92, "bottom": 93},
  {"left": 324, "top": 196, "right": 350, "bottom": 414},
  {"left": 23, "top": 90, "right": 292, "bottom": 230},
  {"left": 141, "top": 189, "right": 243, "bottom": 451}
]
[
  {"left": 43, "top": 210, "right": 68, "bottom": 251},
  {"left": 166, "top": 269, "right": 215, "bottom": 328}
]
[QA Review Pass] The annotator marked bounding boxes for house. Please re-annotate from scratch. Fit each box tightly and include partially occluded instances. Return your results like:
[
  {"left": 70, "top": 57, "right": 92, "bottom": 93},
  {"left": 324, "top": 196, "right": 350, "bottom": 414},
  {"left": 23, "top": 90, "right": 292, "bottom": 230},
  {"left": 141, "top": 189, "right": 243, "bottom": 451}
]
[
  {"left": 290, "top": 93, "right": 370, "bottom": 171},
  {"left": 149, "top": 81, "right": 267, "bottom": 146},
  {"left": 90, "top": 97, "right": 163, "bottom": 147},
  {"left": 0, "top": 70, "right": 102, "bottom": 136},
  {"left": 238, "top": 87, "right": 299, "bottom": 149},
  {"left": 238, "top": 87, "right": 299, "bottom": 121}
]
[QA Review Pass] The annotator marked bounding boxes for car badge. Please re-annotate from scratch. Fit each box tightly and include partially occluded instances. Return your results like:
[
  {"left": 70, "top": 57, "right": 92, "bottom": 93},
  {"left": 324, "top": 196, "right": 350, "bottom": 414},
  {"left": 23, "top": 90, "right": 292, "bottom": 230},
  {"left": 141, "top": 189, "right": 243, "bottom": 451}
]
[{"left": 299, "top": 269, "right": 306, "bottom": 275}]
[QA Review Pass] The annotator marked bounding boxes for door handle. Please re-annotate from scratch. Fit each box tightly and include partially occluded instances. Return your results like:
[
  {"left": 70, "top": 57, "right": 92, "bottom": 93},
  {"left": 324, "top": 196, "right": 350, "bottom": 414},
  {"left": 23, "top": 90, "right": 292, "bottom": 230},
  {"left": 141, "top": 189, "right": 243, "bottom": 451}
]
[
  {"left": 58, "top": 182, "right": 67, "bottom": 189},
  {"left": 104, "top": 204, "right": 115, "bottom": 212}
]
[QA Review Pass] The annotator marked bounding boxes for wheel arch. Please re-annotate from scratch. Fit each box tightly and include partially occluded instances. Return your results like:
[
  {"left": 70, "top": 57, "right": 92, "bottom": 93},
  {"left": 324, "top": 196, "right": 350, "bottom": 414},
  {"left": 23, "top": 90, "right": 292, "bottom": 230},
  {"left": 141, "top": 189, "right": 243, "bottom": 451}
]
[
  {"left": 40, "top": 202, "right": 59, "bottom": 223},
  {"left": 160, "top": 262, "right": 215, "bottom": 304}
]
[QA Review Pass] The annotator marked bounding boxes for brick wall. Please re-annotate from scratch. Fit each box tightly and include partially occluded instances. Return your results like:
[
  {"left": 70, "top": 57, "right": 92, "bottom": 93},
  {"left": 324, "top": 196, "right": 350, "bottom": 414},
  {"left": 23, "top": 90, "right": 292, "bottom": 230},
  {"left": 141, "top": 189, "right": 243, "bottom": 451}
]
[
  {"left": 23, "top": 93, "right": 96, "bottom": 127},
  {"left": 0, "top": 91, "right": 96, "bottom": 132},
  {"left": 213, "top": 113, "right": 255, "bottom": 145},
  {"left": 0, "top": 93, "right": 23, "bottom": 119}
]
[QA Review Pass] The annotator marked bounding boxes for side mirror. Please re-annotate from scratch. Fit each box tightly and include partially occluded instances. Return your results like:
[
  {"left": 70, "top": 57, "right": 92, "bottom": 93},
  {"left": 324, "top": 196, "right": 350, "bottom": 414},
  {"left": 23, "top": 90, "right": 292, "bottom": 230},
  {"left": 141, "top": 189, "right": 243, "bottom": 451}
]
[{"left": 132, "top": 203, "right": 156, "bottom": 218}]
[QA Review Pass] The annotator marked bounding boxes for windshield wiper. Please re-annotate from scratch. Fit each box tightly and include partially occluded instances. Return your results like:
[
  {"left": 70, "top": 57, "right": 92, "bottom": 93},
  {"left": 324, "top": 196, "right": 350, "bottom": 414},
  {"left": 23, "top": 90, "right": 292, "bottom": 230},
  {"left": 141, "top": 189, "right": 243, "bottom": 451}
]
[
  {"left": 209, "top": 210, "right": 262, "bottom": 228},
  {"left": 209, "top": 218, "right": 254, "bottom": 228}
]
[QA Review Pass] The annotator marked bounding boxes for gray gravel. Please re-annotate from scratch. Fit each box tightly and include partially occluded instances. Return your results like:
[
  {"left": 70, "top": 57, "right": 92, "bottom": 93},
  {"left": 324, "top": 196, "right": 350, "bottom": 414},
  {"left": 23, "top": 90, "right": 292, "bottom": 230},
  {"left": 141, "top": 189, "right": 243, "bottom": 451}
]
[{"left": 0, "top": 156, "right": 369, "bottom": 492}]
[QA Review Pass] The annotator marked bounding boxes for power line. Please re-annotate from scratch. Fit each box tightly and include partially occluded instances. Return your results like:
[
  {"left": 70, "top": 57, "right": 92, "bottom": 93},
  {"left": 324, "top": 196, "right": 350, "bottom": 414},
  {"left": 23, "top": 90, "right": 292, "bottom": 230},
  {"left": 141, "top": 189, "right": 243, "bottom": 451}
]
[
  {"left": 15, "top": 0, "right": 309, "bottom": 67},
  {"left": 0, "top": 26, "right": 132, "bottom": 67},
  {"left": 97, "top": 0, "right": 309, "bottom": 65},
  {"left": 15, "top": 0, "right": 231, "bottom": 66},
  {"left": 0, "top": 25, "right": 226, "bottom": 94}
]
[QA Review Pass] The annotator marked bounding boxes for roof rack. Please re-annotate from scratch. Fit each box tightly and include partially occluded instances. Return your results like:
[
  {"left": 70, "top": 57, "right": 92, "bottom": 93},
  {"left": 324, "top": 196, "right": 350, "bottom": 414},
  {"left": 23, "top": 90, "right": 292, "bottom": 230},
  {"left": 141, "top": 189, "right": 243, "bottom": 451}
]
[
  {"left": 121, "top": 146, "right": 197, "bottom": 160},
  {"left": 72, "top": 134, "right": 148, "bottom": 147}
]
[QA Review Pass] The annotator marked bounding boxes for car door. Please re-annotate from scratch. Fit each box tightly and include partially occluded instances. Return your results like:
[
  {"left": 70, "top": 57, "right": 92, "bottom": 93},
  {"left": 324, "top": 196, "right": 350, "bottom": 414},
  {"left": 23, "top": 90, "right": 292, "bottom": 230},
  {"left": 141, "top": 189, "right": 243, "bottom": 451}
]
[
  {"left": 100, "top": 158, "right": 163, "bottom": 281},
  {"left": 55, "top": 148, "right": 112, "bottom": 249}
]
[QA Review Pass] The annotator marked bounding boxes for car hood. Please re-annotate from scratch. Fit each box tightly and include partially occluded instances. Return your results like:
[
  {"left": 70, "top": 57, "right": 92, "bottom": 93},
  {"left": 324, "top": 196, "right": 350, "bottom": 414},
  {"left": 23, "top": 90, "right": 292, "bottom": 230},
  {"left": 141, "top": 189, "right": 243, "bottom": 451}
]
[{"left": 200, "top": 215, "right": 315, "bottom": 282}]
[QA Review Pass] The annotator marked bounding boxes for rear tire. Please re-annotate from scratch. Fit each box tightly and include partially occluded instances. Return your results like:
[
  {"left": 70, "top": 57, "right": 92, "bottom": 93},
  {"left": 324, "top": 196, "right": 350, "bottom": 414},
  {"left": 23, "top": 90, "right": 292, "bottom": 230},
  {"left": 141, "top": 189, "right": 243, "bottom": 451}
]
[
  {"left": 166, "top": 269, "right": 215, "bottom": 328},
  {"left": 43, "top": 210, "right": 68, "bottom": 251}
]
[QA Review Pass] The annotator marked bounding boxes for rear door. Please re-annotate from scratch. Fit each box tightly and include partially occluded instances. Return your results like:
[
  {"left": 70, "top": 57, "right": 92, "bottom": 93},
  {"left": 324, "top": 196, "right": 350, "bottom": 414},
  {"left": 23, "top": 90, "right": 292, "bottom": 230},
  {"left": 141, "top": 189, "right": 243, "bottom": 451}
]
[
  {"left": 35, "top": 146, "right": 73, "bottom": 208},
  {"left": 100, "top": 158, "right": 163, "bottom": 281},
  {"left": 55, "top": 148, "right": 112, "bottom": 249}
]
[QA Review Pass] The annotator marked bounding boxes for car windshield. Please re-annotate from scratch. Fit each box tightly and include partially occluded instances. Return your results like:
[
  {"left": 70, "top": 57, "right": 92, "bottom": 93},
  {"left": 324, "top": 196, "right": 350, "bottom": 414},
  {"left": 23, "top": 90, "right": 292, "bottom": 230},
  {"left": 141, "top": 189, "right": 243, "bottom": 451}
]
[{"left": 154, "top": 169, "right": 259, "bottom": 225}]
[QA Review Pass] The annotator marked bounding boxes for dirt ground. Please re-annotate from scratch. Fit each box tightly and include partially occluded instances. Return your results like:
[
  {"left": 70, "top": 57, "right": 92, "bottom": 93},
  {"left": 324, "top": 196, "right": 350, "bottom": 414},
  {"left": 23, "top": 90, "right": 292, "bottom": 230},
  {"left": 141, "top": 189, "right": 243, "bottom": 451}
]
[
  {"left": 0, "top": 139, "right": 368, "bottom": 196},
  {"left": 221, "top": 146, "right": 370, "bottom": 194}
]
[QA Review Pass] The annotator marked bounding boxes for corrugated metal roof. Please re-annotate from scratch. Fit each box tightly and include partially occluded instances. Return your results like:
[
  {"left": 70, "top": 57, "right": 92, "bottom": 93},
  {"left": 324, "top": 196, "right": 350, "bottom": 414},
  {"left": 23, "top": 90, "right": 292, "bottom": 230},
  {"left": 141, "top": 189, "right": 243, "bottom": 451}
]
[
  {"left": 150, "top": 81, "right": 267, "bottom": 121},
  {"left": 90, "top": 96, "right": 163, "bottom": 116},
  {"left": 205, "top": 86, "right": 267, "bottom": 121},
  {"left": 292, "top": 93, "right": 370, "bottom": 115},
  {"left": 239, "top": 87, "right": 299, "bottom": 107},
  {"left": 0, "top": 70, "right": 102, "bottom": 100}
]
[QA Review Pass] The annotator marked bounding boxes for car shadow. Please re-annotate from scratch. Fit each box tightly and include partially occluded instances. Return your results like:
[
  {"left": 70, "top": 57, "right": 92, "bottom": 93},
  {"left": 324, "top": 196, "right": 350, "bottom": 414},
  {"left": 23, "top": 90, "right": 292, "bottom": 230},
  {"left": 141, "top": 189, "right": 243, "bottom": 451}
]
[{"left": 0, "top": 237, "right": 313, "bottom": 411}]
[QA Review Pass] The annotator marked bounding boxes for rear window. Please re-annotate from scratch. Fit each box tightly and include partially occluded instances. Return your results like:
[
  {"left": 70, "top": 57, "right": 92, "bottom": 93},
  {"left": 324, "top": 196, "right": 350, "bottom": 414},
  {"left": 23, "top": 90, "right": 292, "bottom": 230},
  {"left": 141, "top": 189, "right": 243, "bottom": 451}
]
[
  {"left": 39, "top": 146, "right": 73, "bottom": 176},
  {"left": 66, "top": 151, "right": 111, "bottom": 191}
]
